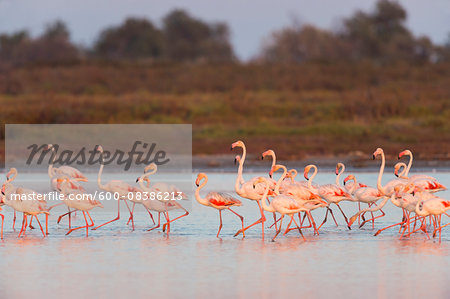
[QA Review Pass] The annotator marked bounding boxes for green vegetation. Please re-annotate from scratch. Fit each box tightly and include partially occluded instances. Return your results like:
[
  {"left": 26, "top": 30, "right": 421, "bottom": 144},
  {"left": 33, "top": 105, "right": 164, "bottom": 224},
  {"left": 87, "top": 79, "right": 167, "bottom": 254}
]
[{"left": 0, "top": 63, "right": 449, "bottom": 161}]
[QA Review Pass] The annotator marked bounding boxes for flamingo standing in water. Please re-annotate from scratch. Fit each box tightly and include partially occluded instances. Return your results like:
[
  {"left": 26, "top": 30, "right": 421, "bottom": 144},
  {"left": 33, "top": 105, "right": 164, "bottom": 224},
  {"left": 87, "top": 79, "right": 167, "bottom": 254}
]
[
  {"left": 2, "top": 168, "right": 49, "bottom": 236},
  {"left": 304, "top": 164, "right": 353, "bottom": 228},
  {"left": 195, "top": 173, "right": 244, "bottom": 238},
  {"left": 253, "top": 177, "right": 309, "bottom": 241},
  {"left": 397, "top": 150, "right": 446, "bottom": 192},
  {"left": 56, "top": 177, "right": 103, "bottom": 236},
  {"left": 136, "top": 163, "right": 189, "bottom": 233},
  {"left": 413, "top": 194, "right": 450, "bottom": 242},
  {"left": 1, "top": 175, "right": 49, "bottom": 237},
  {"left": 344, "top": 175, "right": 387, "bottom": 229},
  {"left": 232, "top": 140, "right": 274, "bottom": 238},
  {"left": 92, "top": 145, "right": 135, "bottom": 230}
]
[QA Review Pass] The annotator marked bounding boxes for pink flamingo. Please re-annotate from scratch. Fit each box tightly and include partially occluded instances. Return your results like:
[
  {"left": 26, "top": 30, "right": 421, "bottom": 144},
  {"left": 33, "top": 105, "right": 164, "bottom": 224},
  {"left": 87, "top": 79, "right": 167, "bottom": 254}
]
[
  {"left": 345, "top": 174, "right": 387, "bottom": 229},
  {"left": 413, "top": 194, "right": 450, "bottom": 242},
  {"left": 136, "top": 164, "right": 189, "bottom": 234},
  {"left": 304, "top": 164, "right": 353, "bottom": 228},
  {"left": 253, "top": 176, "right": 309, "bottom": 241},
  {"left": 92, "top": 145, "right": 135, "bottom": 230},
  {"left": 56, "top": 177, "right": 103, "bottom": 236},
  {"left": 195, "top": 173, "right": 244, "bottom": 238},
  {"left": 232, "top": 140, "right": 274, "bottom": 238},
  {"left": 396, "top": 150, "right": 446, "bottom": 193}
]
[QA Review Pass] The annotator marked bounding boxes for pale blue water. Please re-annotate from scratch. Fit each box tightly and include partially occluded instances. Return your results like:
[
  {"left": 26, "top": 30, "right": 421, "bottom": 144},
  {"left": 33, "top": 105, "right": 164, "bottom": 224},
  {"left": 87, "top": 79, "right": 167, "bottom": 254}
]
[{"left": 0, "top": 171, "right": 449, "bottom": 298}]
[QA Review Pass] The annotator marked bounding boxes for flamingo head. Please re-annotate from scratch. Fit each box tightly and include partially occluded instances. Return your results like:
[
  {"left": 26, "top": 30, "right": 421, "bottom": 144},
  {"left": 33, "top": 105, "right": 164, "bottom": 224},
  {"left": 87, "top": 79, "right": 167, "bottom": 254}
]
[
  {"left": 394, "top": 162, "right": 406, "bottom": 177},
  {"left": 372, "top": 148, "right": 383, "bottom": 160},
  {"left": 261, "top": 149, "right": 275, "bottom": 160},
  {"left": 289, "top": 169, "right": 297, "bottom": 179},
  {"left": 95, "top": 145, "right": 104, "bottom": 153},
  {"left": 6, "top": 168, "right": 17, "bottom": 180},
  {"left": 231, "top": 140, "right": 244, "bottom": 150},
  {"left": 234, "top": 155, "right": 241, "bottom": 165},
  {"left": 343, "top": 174, "right": 355, "bottom": 185},
  {"left": 252, "top": 176, "right": 266, "bottom": 188},
  {"left": 144, "top": 163, "right": 157, "bottom": 173},
  {"left": 269, "top": 164, "right": 285, "bottom": 178},
  {"left": 303, "top": 165, "right": 314, "bottom": 180},
  {"left": 335, "top": 163, "right": 344, "bottom": 175},
  {"left": 195, "top": 173, "right": 207, "bottom": 187},
  {"left": 398, "top": 149, "right": 411, "bottom": 160}
]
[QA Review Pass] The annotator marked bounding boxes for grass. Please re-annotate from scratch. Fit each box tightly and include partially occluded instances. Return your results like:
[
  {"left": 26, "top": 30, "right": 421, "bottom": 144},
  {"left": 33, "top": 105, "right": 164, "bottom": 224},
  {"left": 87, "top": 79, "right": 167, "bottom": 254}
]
[{"left": 0, "top": 62, "right": 449, "bottom": 163}]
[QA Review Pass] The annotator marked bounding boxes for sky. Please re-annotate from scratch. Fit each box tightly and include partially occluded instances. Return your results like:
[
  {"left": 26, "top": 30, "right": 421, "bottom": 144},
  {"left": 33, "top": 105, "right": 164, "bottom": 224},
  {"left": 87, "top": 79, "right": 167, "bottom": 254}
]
[{"left": 0, "top": 0, "right": 449, "bottom": 60}]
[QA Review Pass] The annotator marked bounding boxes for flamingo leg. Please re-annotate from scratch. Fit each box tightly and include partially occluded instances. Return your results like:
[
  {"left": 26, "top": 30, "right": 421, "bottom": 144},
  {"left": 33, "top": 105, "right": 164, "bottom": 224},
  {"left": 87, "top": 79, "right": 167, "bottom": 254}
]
[
  {"left": 33, "top": 215, "right": 46, "bottom": 237},
  {"left": 0, "top": 213, "right": 4, "bottom": 239},
  {"left": 234, "top": 200, "right": 266, "bottom": 238},
  {"left": 291, "top": 215, "right": 305, "bottom": 240},
  {"left": 28, "top": 217, "right": 35, "bottom": 230},
  {"left": 268, "top": 216, "right": 282, "bottom": 229},
  {"left": 93, "top": 199, "right": 121, "bottom": 230},
  {"left": 335, "top": 203, "right": 350, "bottom": 226},
  {"left": 359, "top": 208, "right": 385, "bottom": 229},
  {"left": 283, "top": 216, "right": 294, "bottom": 235},
  {"left": 45, "top": 213, "right": 49, "bottom": 235},
  {"left": 123, "top": 199, "right": 134, "bottom": 230},
  {"left": 12, "top": 210, "right": 16, "bottom": 230},
  {"left": 272, "top": 214, "right": 284, "bottom": 242},
  {"left": 375, "top": 218, "right": 407, "bottom": 236},
  {"left": 216, "top": 210, "right": 223, "bottom": 238},
  {"left": 147, "top": 211, "right": 161, "bottom": 231},
  {"left": 18, "top": 214, "right": 27, "bottom": 237},
  {"left": 162, "top": 204, "right": 189, "bottom": 232},
  {"left": 228, "top": 208, "right": 245, "bottom": 237},
  {"left": 272, "top": 213, "right": 278, "bottom": 231},
  {"left": 126, "top": 202, "right": 136, "bottom": 225},
  {"left": 66, "top": 211, "right": 93, "bottom": 236}
]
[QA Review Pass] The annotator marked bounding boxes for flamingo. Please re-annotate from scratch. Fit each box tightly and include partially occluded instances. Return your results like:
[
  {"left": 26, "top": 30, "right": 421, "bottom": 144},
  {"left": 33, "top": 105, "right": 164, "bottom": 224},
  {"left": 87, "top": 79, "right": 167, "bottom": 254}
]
[
  {"left": 374, "top": 183, "right": 423, "bottom": 237},
  {"left": 344, "top": 174, "right": 386, "bottom": 228},
  {"left": 1, "top": 176, "right": 49, "bottom": 238},
  {"left": 232, "top": 140, "right": 275, "bottom": 238},
  {"left": 47, "top": 144, "right": 88, "bottom": 181},
  {"left": 397, "top": 149, "right": 446, "bottom": 193},
  {"left": 136, "top": 164, "right": 189, "bottom": 233},
  {"left": 335, "top": 163, "right": 367, "bottom": 191},
  {"left": 414, "top": 195, "right": 450, "bottom": 242},
  {"left": 2, "top": 168, "right": 48, "bottom": 233},
  {"left": 195, "top": 173, "right": 244, "bottom": 238},
  {"left": 0, "top": 197, "right": 4, "bottom": 239},
  {"left": 56, "top": 177, "right": 103, "bottom": 236},
  {"left": 92, "top": 145, "right": 135, "bottom": 230},
  {"left": 372, "top": 148, "right": 407, "bottom": 197},
  {"left": 304, "top": 164, "right": 353, "bottom": 228},
  {"left": 253, "top": 177, "right": 309, "bottom": 241}
]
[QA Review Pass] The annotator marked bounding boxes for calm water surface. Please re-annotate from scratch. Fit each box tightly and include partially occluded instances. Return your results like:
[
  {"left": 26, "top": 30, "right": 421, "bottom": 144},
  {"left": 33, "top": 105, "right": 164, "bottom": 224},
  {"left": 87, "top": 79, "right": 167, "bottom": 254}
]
[{"left": 0, "top": 171, "right": 449, "bottom": 298}]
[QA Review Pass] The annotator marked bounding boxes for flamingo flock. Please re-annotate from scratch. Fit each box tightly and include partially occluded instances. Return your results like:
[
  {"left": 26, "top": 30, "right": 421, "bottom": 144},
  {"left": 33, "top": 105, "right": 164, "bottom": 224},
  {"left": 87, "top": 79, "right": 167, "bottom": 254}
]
[
  {"left": 0, "top": 141, "right": 448, "bottom": 242},
  {"left": 195, "top": 141, "right": 448, "bottom": 242},
  {"left": 0, "top": 144, "right": 188, "bottom": 238}
]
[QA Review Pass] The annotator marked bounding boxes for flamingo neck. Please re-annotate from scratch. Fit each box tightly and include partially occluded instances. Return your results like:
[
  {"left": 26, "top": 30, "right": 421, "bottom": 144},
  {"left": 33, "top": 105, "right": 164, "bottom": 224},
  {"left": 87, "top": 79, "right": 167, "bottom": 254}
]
[
  {"left": 6, "top": 170, "right": 18, "bottom": 183},
  {"left": 405, "top": 152, "right": 413, "bottom": 176},
  {"left": 308, "top": 165, "right": 318, "bottom": 190},
  {"left": 97, "top": 151, "right": 108, "bottom": 190},
  {"left": 260, "top": 178, "right": 275, "bottom": 213},
  {"left": 138, "top": 170, "right": 157, "bottom": 191},
  {"left": 335, "top": 164, "right": 345, "bottom": 187},
  {"left": 195, "top": 177, "right": 210, "bottom": 206},
  {"left": 376, "top": 152, "right": 386, "bottom": 195},
  {"left": 269, "top": 152, "right": 276, "bottom": 174},
  {"left": 274, "top": 166, "right": 288, "bottom": 195},
  {"left": 48, "top": 146, "right": 57, "bottom": 178},
  {"left": 235, "top": 145, "right": 246, "bottom": 193},
  {"left": 347, "top": 176, "right": 358, "bottom": 194}
]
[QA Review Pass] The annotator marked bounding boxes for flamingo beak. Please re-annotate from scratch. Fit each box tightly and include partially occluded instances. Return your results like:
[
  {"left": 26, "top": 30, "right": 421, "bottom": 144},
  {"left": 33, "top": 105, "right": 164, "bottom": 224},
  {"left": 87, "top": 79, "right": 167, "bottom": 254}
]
[
  {"left": 234, "top": 158, "right": 237, "bottom": 165},
  {"left": 136, "top": 177, "right": 140, "bottom": 183},
  {"left": 196, "top": 183, "right": 199, "bottom": 187},
  {"left": 261, "top": 155, "right": 264, "bottom": 160},
  {"left": 372, "top": 155, "right": 375, "bottom": 160}
]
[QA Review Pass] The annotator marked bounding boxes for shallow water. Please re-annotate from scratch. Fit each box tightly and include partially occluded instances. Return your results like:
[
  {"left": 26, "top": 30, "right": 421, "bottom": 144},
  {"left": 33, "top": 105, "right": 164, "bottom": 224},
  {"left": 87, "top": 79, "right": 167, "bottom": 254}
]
[{"left": 0, "top": 171, "right": 449, "bottom": 298}]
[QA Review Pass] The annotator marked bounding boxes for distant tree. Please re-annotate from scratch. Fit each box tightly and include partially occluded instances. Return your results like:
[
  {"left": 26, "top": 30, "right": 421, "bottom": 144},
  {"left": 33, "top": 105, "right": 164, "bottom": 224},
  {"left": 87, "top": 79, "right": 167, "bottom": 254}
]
[
  {"left": 94, "top": 18, "right": 164, "bottom": 60},
  {"left": 163, "top": 9, "right": 234, "bottom": 62},
  {"left": 340, "top": 0, "right": 425, "bottom": 63},
  {"left": 259, "top": 24, "right": 349, "bottom": 63},
  {"left": 0, "top": 21, "right": 79, "bottom": 66}
]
